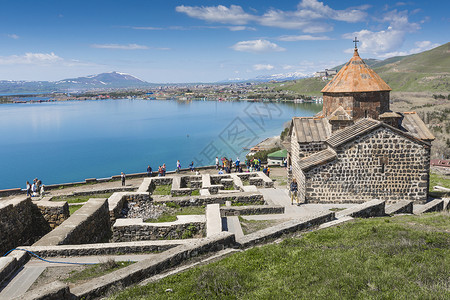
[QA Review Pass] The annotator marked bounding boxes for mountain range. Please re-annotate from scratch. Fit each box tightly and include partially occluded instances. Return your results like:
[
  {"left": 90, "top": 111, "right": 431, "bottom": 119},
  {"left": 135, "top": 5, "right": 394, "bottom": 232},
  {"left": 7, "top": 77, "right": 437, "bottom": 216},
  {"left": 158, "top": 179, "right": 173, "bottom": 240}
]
[{"left": 0, "top": 72, "right": 153, "bottom": 93}]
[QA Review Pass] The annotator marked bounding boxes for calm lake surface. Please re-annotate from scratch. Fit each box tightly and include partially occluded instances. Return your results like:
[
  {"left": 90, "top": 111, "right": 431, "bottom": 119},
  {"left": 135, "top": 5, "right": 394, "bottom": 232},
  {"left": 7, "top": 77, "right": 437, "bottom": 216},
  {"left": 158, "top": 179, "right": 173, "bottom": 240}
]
[{"left": 0, "top": 100, "right": 321, "bottom": 189}]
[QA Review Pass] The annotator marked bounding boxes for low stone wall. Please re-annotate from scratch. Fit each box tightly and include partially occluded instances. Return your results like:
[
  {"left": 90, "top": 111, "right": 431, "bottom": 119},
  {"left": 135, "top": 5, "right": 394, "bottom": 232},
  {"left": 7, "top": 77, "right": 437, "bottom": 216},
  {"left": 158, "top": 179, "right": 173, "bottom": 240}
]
[
  {"left": 385, "top": 200, "right": 413, "bottom": 215},
  {"left": 71, "top": 232, "right": 236, "bottom": 299},
  {"left": 0, "top": 197, "right": 50, "bottom": 256},
  {"left": 21, "top": 240, "right": 189, "bottom": 257},
  {"left": 414, "top": 199, "right": 444, "bottom": 215},
  {"left": 35, "top": 200, "right": 69, "bottom": 229},
  {"left": 112, "top": 216, "right": 206, "bottom": 242},
  {"left": 13, "top": 280, "right": 72, "bottom": 300},
  {"left": 220, "top": 205, "right": 285, "bottom": 217},
  {"left": 256, "top": 172, "right": 275, "bottom": 188},
  {"left": 33, "top": 198, "right": 111, "bottom": 246},
  {"left": 0, "top": 188, "right": 22, "bottom": 198},
  {"left": 236, "top": 210, "right": 335, "bottom": 248},
  {"left": 153, "top": 192, "right": 265, "bottom": 207},
  {"left": 0, "top": 245, "right": 31, "bottom": 286},
  {"left": 336, "top": 200, "right": 386, "bottom": 218}
]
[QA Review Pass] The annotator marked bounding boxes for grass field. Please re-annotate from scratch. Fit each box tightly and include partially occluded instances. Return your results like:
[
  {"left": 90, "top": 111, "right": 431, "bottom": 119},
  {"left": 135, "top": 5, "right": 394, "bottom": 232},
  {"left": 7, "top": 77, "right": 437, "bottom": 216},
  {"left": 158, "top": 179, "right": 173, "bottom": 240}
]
[{"left": 110, "top": 212, "right": 450, "bottom": 299}]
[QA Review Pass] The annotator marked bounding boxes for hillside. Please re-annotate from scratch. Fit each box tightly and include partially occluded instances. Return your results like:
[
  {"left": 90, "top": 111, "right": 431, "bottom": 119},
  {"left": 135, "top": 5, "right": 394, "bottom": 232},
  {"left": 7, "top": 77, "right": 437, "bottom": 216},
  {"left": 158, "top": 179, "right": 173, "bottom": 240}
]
[{"left": 275, "top": 42, "right": 450, "bottom": 94}]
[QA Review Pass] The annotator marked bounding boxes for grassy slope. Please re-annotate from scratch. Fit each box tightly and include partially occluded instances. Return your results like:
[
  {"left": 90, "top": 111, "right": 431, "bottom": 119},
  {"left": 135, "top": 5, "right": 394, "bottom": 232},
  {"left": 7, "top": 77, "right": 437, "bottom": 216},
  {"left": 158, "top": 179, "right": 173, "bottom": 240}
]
[
  {"left": 276, "top": 43, "right": 450, "bottom": 94},
  {"left": 110, "top": 212, "right": 450, "bottom": 300}
]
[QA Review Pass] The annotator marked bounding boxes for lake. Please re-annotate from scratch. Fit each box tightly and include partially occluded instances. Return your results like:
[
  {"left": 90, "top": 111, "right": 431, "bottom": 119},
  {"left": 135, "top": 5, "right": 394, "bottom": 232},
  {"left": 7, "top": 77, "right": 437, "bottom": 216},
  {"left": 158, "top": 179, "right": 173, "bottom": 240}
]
[{"left": 0, "top": 99, "right": 321, "bottom": 189}]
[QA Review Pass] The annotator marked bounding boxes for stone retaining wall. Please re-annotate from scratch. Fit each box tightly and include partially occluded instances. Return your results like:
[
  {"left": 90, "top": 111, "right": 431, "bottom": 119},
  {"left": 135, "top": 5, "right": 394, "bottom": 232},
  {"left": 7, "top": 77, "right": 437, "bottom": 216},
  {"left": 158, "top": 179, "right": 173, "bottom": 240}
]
[
  {"left": 21, "top": 240, "right": 188, "bottom": 257},
  {"left": 33, "top": 198, "right": 111, "bottom": 246},
  {"left": 0, "top": 197, "right": 50, "bottom": 255},
  {"left": 153, "top": 192, "right": 265, "bottom": 207},
  {"left": 35, "top": 200, "right": 70, "bottom": 229},
  {"left": 112, "top": 217, "right": 206, "bottom": 242},
  {"left": 220, "top": 205, "right": 284, "bottom": 216}
]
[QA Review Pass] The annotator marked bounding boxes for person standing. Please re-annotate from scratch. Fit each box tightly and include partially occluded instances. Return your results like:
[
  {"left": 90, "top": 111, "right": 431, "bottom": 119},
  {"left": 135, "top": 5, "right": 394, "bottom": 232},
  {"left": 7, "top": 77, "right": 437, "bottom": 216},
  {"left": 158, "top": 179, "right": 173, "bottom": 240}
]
[
  {"left": 235, "top": 158, "right": 240, "bottom": 172},
  {"left": 290, "top": 178, "right": 298, "bottom": 205},
  {"left": 267, "top": 166, "right": 270, "bottom": 177},
  {"left": 26, "top": 181, "right": 31, "bottom": 197},
  {"left": 158, "top": 166, "right": 163, "bottom": 177},
  {"left": 147, "top": 165, "right": 152, "bottom": 177},
  {"left": 162, "top": 163, "right": 166, "bottom": 176},
  {"left": 176, "top": 160, "right": 181, "bottom": 173},
  {"left": 215, "top": 157, "right": 219, "bottom": 169},
  {"left": 121, "top": 172, "right": 126, "bottom": 186},
  {"left": 31, "top": 182, "right": 37, "bottom": 197},
  {"left": 189, "top": 161, "right": 194, "bottom": 172}
]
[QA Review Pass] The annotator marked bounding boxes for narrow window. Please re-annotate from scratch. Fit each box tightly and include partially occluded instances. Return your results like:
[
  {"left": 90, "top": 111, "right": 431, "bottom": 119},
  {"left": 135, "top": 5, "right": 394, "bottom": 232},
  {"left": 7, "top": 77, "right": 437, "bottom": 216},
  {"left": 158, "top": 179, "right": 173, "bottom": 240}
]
[
  {"left": 364, "top": 110, "right": 368, "bottom": 118},
  {"left": 381, "top": 163, "right": 385, "bottom": 173}
]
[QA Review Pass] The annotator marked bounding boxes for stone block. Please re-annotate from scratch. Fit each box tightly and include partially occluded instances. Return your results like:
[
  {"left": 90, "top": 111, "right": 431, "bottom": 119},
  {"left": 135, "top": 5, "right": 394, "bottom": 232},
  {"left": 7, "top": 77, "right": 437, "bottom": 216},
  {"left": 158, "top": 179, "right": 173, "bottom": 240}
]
[
  {"left": 385, "top": 200, "right": 413, "bottom": 215},
  {"left": 336, "top": 200, "right": 385, "bottom": 218},
  {"left": 413, "top": 199, "right": 444, "bottom": 215},
  {"left": 206, "top": 204, "right": 222, "bottom": 237}
]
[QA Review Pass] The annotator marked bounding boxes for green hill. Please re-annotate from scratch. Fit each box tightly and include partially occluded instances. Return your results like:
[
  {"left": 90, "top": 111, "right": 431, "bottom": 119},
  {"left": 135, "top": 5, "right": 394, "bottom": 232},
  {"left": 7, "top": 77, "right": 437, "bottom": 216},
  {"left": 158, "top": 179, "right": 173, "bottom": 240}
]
[{"left": 276, "top": 42, "right": 450, "bottom": 94}]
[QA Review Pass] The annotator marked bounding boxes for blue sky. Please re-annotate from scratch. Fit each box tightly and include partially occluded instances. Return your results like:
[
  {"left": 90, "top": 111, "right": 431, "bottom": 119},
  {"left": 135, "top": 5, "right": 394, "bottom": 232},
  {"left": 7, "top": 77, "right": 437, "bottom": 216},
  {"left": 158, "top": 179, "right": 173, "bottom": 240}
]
[{"left": 0, "top": 0, "right": 448, "bottom": 82}]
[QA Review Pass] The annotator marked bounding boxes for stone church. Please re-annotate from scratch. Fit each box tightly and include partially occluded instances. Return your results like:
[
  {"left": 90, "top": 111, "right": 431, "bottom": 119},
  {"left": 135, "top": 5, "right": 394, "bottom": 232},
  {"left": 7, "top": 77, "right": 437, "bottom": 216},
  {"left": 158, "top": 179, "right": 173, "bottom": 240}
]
[{"left": 286, "top": 44, "right": 434, "bottom": 204}]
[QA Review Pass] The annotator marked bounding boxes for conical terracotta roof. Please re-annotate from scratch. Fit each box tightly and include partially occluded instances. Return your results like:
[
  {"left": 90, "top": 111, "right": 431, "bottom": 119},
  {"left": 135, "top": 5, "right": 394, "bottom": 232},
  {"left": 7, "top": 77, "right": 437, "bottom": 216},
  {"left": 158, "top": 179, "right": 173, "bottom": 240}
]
[{"left": 321, "top": 49, "right": 391, "bottom": 93}]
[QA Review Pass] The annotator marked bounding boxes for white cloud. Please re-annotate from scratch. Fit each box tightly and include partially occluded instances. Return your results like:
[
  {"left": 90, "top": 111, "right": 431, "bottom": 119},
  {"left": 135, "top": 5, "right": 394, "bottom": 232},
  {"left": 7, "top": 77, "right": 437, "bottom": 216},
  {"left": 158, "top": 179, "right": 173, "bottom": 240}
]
[
  {"left": 0, "top": 52, "right": 63, "bottom": 65},
  {"left": 253, "top": 64, "right": 274, "bottom": 71},
  {"left": 231, "top": 40, "right": 286, "bottom": 53},
  {"left": 176, "top": 1, "right": 369, "bottom": 33},
  {"left": 343, "top": 9, "right": 422, "bottom": 56},
  {"left": 277, "top": 34, "right": 331, "bottom": 41},
  {"left": 91, "top": 43, "right": 149, "bottom": 50},
  {"left": 175, "top": 5, "right": 254, "bottom": 25},
  {"left": 132, "top": 26, "right": 163, "bottom": 30},
  {"left": 7, "top": 34, "right": 19, "bottom": 39}
]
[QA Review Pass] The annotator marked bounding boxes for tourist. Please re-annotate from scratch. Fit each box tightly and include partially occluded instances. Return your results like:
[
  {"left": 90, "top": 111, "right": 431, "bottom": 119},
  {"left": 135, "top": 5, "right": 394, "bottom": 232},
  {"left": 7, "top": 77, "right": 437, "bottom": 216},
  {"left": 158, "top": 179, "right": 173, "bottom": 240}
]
[
  {"left": 195, "top": 170, "right": 200, "bottom": 175},
  {"left": 162, "top": 163, "right": 166, "bottom": 176},
  {"left": 36, "top": 178, "right": 42, "bottom": 195},
  {"left": 158, "top": 166, "right": 163, "bottom": 177},
  {"left": 263, "top": 166, "right": 268, "bottom": 175},
  {"left": 147, "top": 165, "right": 152, "bottom": 177},
  {"left": 40, "top": 184, "right": 45, "bottom": 196},
  {"left": 215, "top": 157, "right": 219, "bottom": 169},
  {"left": 26, "top": 181, "right": 31, "bottom": 197},
  {"left": 267, "top": 166, "right": 270, "bottom": 177},
  {"left": 121, "top": 172, "right": 126, "bottom": 186},
  {"left": 31, "top": 182, "right": 37, "bottom": 197},
  {"left": 189, "top": 161, "right": 194, "bottom": 171},
  {"left": 235, "top": 157, "right": 240, "bottom": 172},
  {"left": 238, "top": 165, "right": 243, "bottom": 173},
  {"left": 290, "top": 178, "right": 298, "bottom": 205},
  {"left": 176, "top": 160, "right": 181, "bottom": 173},
  {"left": 218, "top": 168, "right": 224, "bottom": 175},
  {"left": 229, "top": 158, "right": 233, "bottom": 173}
]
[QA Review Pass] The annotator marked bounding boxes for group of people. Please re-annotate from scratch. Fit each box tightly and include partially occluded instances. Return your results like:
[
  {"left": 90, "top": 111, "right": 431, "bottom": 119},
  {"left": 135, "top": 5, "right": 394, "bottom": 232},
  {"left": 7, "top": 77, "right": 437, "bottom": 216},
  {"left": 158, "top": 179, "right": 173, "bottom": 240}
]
[
  {"left": 215, "top": 157, "right": 243, "bottom": 174},
  {"left": 26, "top": 178, "right": 44, "bottom": 197}
]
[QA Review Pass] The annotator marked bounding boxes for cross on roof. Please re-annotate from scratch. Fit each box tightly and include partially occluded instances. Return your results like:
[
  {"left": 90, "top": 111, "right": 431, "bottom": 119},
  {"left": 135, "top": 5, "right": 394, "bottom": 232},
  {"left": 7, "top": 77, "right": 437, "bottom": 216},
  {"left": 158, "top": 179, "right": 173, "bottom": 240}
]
[{"left": 353, "top": 37, "right": 359, "bottom": 49}]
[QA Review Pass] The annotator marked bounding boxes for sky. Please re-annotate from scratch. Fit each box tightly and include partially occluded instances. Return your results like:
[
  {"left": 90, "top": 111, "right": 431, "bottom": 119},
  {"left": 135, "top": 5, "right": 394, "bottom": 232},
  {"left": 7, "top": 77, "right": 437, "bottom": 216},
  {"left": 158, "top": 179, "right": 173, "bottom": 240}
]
[{"left": 0, "top": 0, "right": 448, "bottom": 83}]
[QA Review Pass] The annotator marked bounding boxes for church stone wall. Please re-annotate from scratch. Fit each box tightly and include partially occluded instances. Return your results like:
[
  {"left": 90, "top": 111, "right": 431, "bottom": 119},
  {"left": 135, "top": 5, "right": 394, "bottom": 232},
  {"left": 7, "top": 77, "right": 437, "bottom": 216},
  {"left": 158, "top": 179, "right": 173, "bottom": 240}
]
[
  {"left": 323, "top": 91, "right": 389, "bottom": 120},
  {"left": 304, "top": 127, "right": 430, "bottom": 204},
  {"left": 299, "top": 142, "right": 327, "bottom": 158}
]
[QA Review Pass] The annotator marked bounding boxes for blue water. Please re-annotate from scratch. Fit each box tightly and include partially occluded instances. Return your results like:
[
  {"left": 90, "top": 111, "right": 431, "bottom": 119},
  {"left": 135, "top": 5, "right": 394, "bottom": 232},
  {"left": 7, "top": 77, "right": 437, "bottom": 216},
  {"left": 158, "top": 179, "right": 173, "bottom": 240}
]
[{"left": 0, "top": 100, "right": 321, "bottom": 189}]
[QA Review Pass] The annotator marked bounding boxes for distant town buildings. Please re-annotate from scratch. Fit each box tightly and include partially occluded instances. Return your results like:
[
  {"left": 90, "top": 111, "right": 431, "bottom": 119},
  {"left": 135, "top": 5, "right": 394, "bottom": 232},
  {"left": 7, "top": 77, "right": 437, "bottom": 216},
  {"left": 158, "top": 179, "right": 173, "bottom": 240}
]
[{"left": 314, "top": 69, "right": 338, "bottom": 80}]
